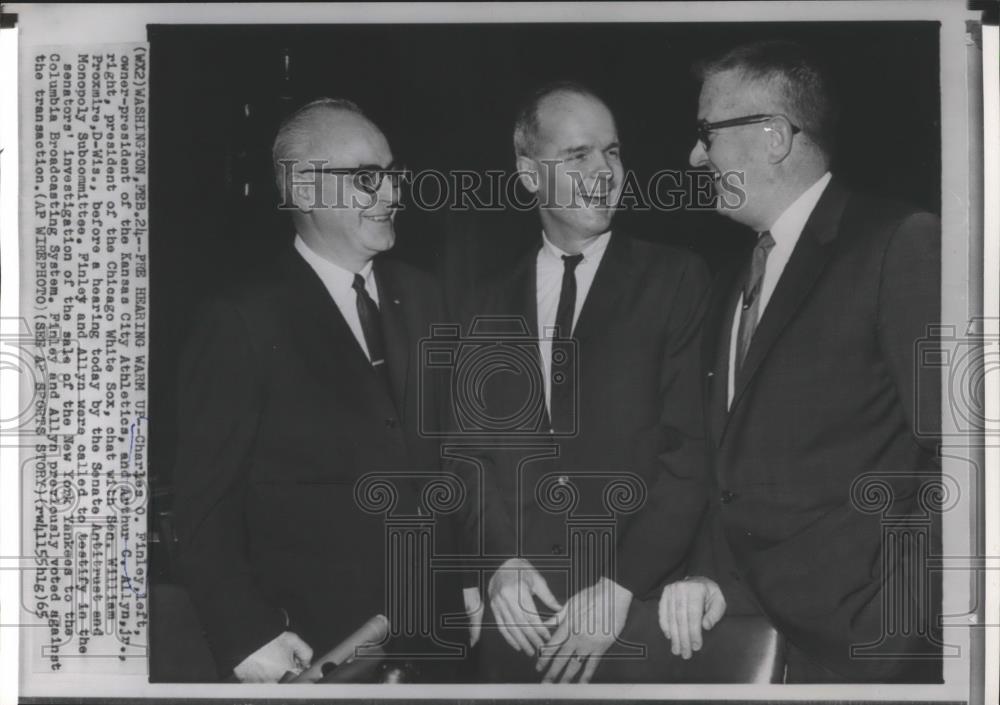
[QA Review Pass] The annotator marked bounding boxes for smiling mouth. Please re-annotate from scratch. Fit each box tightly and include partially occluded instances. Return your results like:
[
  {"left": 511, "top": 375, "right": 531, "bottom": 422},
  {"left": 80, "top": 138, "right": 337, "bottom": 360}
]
[
  {"left": 363, "top": 213, "right": 394, "bottom": 223},
  {"left": 581, "top": 194, "right": 613, "bottom": 208}
]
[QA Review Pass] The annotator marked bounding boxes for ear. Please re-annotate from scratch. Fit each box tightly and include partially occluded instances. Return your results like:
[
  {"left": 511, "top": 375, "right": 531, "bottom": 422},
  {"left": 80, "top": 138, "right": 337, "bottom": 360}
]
[
  {"left": 764, "top": 116, "right": 796, "bottom": 164},
  {"left": 516, "top": 155, "right": 540, "bottom": 194},
  {"left": 290, "top": 180, "right": 322, "bottom": 213}
]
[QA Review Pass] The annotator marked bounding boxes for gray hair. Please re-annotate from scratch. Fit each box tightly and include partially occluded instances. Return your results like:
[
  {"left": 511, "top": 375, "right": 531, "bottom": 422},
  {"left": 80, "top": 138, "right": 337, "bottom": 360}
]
[
  {"left": 271, "top": 97, "right": 367, "bottom": 199},
  {"left": 696, "top": 40, "right": 839, "bottom": 159}
]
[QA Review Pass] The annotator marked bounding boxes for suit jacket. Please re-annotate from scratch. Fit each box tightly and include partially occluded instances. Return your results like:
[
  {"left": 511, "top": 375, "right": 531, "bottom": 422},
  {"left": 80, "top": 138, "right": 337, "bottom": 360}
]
[
  {"left": 173, "top": 248, "right": 458, "bottom": 676},
  {"left": 694, "top": 177, "right": 942, "bottom": 682},
  {"left": 449, "top": 230, "right": 711, "bottom": 604}
]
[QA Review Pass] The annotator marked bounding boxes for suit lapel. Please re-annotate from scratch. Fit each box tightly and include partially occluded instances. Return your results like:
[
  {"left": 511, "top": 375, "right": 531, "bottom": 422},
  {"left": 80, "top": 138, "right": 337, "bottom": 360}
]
[
  {"left": 494, "top": 244, "right": 547, "bottom": 428},
  {"left": 282, "top": 250, "right": 396, "bottom": 420},
  {"left": 513, "top": 247, "right": 541, "bottom": 339},
  {"left": 374, "top": 260, "right": 409, "bottom": 419},
  {"left": 723, "top": 178, "right": 850, "bottom": 430},
  {"left": 702, "top": 264, "right": 743, "bottom": 449},
  {"left": 572, "top": 231, "right": 634, "bottom": 343}
]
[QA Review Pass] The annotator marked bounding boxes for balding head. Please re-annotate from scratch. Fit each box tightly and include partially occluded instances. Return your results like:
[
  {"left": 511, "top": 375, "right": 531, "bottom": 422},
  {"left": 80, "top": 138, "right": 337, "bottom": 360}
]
[
  {"left": 272, "top": 98, "right": 382, "bottom": 200},
  {"left": 513, "top": 81, "right": 611, "bottom": 159},
  {"left": 271, "top": 98, "right": 398, "bottom": 272}
]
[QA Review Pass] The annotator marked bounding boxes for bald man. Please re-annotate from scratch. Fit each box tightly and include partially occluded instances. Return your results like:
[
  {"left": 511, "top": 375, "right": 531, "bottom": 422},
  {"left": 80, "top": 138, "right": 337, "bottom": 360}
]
[
  {"left": 173, "top": 99, "right": 462, "bottom": 682},
  {"left": 450, "top": 82, "right": 710, "bottom": 682}
]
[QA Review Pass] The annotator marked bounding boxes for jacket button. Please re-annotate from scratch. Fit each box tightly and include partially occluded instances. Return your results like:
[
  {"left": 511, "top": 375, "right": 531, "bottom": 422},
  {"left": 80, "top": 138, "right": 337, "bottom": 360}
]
[
  {"left": 384, "top": 418, "right": 397, "bottom": 429},
  {"left": 720, "top": 490, "right": 735, "bottom": 504},
  {"left": 551, "top": 544, "right": 564, "bottom": 555}
]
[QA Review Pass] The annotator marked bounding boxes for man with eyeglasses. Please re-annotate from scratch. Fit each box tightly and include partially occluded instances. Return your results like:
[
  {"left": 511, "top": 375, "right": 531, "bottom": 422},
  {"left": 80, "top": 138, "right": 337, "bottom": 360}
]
[
  {"left": 172, "top": 98, "right": 463, "bottom": 682},
  {"left": 657, "top": 40, "right": 942, "bottom": 682}
]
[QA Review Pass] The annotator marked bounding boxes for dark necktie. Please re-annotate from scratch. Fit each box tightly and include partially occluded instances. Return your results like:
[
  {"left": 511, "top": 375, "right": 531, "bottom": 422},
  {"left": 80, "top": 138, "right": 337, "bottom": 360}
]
[
  {"left": 735, "top": 231, "right": 775, "bottom": 383},
  {"left": 352, "top": 273, "right": 391, "bottom": 393},
  {"left": 550, "top": 253, "right": 584, "bottom": 432}
]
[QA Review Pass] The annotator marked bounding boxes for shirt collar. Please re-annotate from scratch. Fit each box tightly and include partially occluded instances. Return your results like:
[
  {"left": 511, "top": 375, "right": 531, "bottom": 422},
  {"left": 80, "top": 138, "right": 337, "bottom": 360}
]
[
  {"left": 294, "top": 234, "right": 374, "bottom": 289},
  {"left": 766, "top": 171, "right": 832, "bottom": 247},
  {"left": 539, "top": 230, "right": 612, "bottom": 264}
]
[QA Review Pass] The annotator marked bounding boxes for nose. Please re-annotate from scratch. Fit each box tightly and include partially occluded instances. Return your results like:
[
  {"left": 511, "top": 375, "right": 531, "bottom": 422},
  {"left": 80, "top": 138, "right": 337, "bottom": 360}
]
[
  {"left": 590, "top": 152, "right": 616, "bottom": 189},
  {"left": 375, "top": 171, "right": 398, "bottom": 208},
  {"left": 689, "top": 140, "right": 709, "bottom": 168}
]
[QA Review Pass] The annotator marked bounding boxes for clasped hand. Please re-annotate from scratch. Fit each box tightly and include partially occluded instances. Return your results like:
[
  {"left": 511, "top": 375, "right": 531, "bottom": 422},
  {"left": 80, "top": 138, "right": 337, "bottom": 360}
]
[
  {"left": 488, "top": 559, "right": 632, "bottom": 683},
  {"left": 232, "top": 630, "right": 313, "bottom": 683}
]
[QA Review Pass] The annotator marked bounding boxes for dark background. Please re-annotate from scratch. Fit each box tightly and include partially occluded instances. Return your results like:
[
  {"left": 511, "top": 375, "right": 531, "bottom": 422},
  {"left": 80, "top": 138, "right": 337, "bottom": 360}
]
[{"left": 148, "top": 22, "right": 940, "bottom": 576}]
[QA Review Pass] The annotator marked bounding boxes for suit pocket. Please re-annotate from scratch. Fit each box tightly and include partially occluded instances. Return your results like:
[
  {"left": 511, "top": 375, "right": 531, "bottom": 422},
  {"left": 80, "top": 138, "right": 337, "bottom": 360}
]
[{"left": 633, "top": 425, "right": 698, "bottom": 478}]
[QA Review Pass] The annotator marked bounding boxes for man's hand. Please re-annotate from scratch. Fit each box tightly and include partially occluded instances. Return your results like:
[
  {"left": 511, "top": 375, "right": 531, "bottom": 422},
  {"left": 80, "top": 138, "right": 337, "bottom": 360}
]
[
  {"left": 232, "top": 631, "right": 313, "bottom": 683},
  {"left": 658, "top": 576, "right": 726, "bottom": 660},
  {"left": 535, "top": 577, "right": 632, "bottom": 683},
  {"left": 463, "top": 586, "right": 484, "bottom": 647},
  {"left": 488, "top": 558, "right": 562, "bottom": 655}
]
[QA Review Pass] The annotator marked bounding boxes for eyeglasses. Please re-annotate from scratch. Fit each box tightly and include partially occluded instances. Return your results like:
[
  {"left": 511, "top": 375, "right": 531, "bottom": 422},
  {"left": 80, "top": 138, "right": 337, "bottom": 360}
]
[
  {"left": 299, "top": 161, "right": 408, "bottom": 194},
  {"left": 697, "top": 114, "right": 801, "bottom": 149}
]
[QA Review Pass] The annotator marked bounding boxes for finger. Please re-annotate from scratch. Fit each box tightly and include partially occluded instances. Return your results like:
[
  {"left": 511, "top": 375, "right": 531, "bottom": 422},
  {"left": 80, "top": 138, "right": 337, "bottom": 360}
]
[
  {"left": 703, "top": 593, "right": 727, "bottom": 630},
  {"left": 676, "top": 589, "right": 692, "bottom": 659},
  {"left": 580, "top": 653, "right": 600, "bottom": 684},
  {"left": 658, "top": 588, "right": 671, "bottom": 639},
  {"left": 668, "top": 591, "right": 681, "bottom": 656},
  {"left": 516, "top": 587, "right": 551, "bottom": 650},
  {"left": 496, "top": 617, "right": 520, "bottom": 653},
  {"left": 558, "top": 650, "right": 586, "bottom": 684},
  {"left": 531, "top": 575, "right": 563, "bottom": 614},
  {"left": 687, "top": 591, "right": 704, "bottom": 652},
  {"left": 507, "top": 621, "right": 535, "bottom": 656},
  {"left": 469, "top": 617, "right": 482, "bottom": 648},
  {"left": 290, "top": 637, "right": 313, "bottom": 668},
  {"left": 535, "top": 620, "right": 568, "bottom": 671},
  {"left": 515, "top": 603, "right": 547, "bottom": 653},
  {"left": 521, "top": 609, "right": 550, "bottom": 651},
  {"left": 541, "top": 641, "right": 574, "bottom": 683},
  {"left": 503, "top": 603, "right": 538, "bottom": 655},
  {"left": 493, "top": 602, "right": 522, "bottom": 653}
]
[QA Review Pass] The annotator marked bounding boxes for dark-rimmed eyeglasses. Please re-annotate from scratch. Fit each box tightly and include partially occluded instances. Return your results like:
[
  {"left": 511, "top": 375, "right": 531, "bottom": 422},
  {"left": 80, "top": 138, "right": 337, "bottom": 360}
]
[
  {"left": 299, "top": 161, "right": 409, "bottom": 194},
  {"left": 697, "top": 114, "right": 801, "bottom": 150}
]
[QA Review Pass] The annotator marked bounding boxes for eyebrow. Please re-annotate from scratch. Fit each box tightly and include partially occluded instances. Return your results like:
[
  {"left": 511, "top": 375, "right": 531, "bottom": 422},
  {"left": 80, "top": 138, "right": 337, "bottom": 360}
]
[{"left": 557, "top": 141, "right": 621, "bottom": 156}]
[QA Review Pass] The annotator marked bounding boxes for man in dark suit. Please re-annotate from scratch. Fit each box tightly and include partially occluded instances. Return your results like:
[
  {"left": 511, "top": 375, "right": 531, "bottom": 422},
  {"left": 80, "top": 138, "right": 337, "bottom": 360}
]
[
  {"left": 657, "top": 40, "right": 942, "bottom": 682},
  {"left": 173, "top": 98, "right": 461, "bottom": 682},
  {"left": 450, "top": 82, "right": 711, "bottom": 683}
]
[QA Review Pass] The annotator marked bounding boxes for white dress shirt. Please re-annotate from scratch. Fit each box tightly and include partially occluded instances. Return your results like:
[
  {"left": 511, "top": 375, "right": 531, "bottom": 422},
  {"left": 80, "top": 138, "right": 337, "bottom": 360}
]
[
  {"left": 536, "top": 230, "right": 612, "bottom": 413},
  {"left": 294, "top": 234, "right": 380, "bottom": 362},
  {"left": 727, "top": 171, "right": 832, "bottom": 407}
]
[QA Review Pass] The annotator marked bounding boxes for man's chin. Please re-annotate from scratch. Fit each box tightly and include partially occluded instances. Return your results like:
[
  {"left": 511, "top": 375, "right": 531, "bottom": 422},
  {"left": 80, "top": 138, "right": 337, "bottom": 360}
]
[
  {"left": 580, "top": 206, "right": 616, "bottom": 232},
  {"left": 363, "top": 224, "right": 396, "bottom": 253},
  {"left": 713, "top": 193, "right": 749, "bottom": 223}
]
